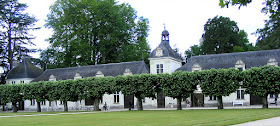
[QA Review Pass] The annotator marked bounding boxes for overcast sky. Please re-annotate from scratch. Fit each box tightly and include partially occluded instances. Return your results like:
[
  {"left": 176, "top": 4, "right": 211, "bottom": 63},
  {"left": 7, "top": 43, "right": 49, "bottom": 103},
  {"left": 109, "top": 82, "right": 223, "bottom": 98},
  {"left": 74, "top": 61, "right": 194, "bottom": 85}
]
[{"left": 19, "top": 0, "right": 268, "bottom": 58}]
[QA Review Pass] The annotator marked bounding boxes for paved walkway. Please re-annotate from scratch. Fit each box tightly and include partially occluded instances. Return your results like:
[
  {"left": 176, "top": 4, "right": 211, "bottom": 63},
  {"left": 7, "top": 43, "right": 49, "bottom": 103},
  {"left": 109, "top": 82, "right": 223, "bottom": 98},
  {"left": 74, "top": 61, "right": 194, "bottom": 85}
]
[{"left": 232, "top": 116, "right": 280, "bottom": 126}]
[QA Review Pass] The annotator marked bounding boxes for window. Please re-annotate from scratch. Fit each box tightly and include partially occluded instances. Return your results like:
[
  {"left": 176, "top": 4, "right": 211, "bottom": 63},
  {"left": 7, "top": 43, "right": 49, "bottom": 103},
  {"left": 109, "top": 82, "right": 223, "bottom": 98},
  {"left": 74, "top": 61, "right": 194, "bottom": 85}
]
[
  {"left": 41, "top": 100, "right": 46, "bottom": 106},
  {"left": 20, "top": 81, "right": 24, "bottom": 83},
  {"left": 209, "top": 96, "right": 216, "bottom": 101},
  {"left": 237, "top": 87, "right": 245, "bottom": 99},
  {"left": 238, "top": 68, "right": 243, "bottom": 72},
  {"left": 114, "top": 92, "right": 119, "bottom": 103},
  {"left": 142, "top": 98, "right": 146, "bottom": 103},
  {"left": 60, "top": 101, "right": 63, "bottom": 105},
  {"left": 270, "top": 94, "right": 274, "bottom": 98},
  {"left": 157, "top": 64, "right": 163, "bottom": 74},
  {"left": 31, "top": 99, "right": 35, "bottom": 106},
  {"left": 11, "top": 81, "right": 16, "bottom": 84}
]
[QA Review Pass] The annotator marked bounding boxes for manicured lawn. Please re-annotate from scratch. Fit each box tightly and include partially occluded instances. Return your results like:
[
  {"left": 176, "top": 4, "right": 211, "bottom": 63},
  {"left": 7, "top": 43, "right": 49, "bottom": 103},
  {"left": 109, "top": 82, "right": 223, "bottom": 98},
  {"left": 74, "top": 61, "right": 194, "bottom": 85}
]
[{"left": 1, "top": 109, "right": 280, "bottom": 126}]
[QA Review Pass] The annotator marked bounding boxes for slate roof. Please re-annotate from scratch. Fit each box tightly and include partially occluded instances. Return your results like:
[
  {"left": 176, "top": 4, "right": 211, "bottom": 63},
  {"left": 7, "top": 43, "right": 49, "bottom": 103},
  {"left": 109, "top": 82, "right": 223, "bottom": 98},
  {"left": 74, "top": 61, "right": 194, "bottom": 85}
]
[
  {"left": 32, "top": 61, "right": 149, "bottom": 82},
  {"left": 176, "top": 49, "right": 280, "bottom": 71},
  {"left": 6, "top": 59, "right": 43, "bottom": 79},
  {"left": 149, "top": 40, "right": 182, "bottom": 61}
]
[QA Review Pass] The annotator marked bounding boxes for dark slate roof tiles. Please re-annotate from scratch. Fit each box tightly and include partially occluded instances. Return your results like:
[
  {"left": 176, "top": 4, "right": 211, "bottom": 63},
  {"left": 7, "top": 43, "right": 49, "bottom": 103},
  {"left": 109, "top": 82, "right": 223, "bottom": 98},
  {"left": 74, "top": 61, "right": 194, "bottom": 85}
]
[
  {"left": 176, "top": 49, "right": 280, "bottom": 71},
  {"left": 149, "top": 40, "right": 182, "bottom": 61},
  {"left": 6, "top": 59, "right": 43, "bottom": 79},
  {"left": 32, "top": 61, "right": 149, "bottom": 82}
]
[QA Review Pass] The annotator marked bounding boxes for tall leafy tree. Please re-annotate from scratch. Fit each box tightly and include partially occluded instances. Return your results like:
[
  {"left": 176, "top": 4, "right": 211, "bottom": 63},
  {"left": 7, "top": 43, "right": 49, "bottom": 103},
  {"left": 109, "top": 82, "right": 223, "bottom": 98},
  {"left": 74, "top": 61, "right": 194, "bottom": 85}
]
[
  {"left": 0, "top": 0, "right": 38, "bottom": 71},
  {"left": 241, "top": 65, "right": 280, "bottom": 108},
  {"left": 185, "top": 45, "right": 203, "bottom": 61},
  {"left": 219, "top": 0, "right": 280, "bottom": 50},
  {"left": 199, "top": 68, "right": 240, "bottom": 109},
  {"left": 201, "top": 16, "right": 241, "bottom": 54},
  {"left": 44, "top": 0, "right": 150, "bottom": 69}
]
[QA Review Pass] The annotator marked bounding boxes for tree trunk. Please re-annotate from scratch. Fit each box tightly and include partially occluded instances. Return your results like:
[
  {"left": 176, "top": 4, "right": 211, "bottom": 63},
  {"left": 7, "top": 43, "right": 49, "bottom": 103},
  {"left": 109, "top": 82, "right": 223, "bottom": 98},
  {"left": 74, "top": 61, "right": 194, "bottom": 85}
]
[
  {"left": 262, "top": 95, "right": 268, "bottom": 108},
  {"left": 136, "top": 96, "right": 143, "bottom": 111},
  {"left": 2, "top": 105, "right": 5, "bottom": 111},
  {"left": 93, "top": 97, "right": 99, "bottom": 111},
  {"left": 8, "top": 23, "right": 13, "bottom": 70},
  {"left": 64, "top": 101, "right": 68, "bottom": 112},
  {"left": 36, "top": 102, "right": 41, "bottom": 112},
  {"left": 12, "top": 102, "right": 18, "bottom": 112},
  {"left": 177, "top": 96, "right": 182, "bottom": 110},
  {"left": 217, "top": 96, "right": 223, "bottom": 109}
]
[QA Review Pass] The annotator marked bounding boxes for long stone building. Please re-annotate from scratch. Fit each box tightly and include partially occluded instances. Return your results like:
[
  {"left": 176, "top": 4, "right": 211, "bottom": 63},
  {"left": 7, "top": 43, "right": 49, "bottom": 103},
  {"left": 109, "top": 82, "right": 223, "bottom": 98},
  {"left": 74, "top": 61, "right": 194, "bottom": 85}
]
[{"left": 5, "top": 29, "right": 280, "bottom": 111}]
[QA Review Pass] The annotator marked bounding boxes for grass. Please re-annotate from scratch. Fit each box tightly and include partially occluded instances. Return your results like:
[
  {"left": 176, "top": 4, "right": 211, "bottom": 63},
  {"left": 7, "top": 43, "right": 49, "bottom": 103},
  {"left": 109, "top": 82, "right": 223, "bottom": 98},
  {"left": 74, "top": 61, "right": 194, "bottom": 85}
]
[{"left": 1, "top": 109, "right": 280, "bottom": 126}]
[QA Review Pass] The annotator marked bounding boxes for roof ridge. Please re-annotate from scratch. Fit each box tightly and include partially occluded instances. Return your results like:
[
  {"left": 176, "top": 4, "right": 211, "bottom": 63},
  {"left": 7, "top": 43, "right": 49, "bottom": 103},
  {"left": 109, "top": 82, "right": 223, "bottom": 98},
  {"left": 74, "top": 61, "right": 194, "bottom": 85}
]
[
  {"left": 45, "top": 61, "right": 144, "bottom": 71},
  {"left": 191, "top": 49, "right": 280, "bottom": 58}
]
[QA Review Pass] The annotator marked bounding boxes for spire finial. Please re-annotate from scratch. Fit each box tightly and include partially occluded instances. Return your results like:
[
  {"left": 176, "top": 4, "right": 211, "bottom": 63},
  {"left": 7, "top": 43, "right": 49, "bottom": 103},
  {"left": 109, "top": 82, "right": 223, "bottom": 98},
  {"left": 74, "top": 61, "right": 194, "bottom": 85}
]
[{"left": 163, "top": 23, "right": 166, "bottom": 30}]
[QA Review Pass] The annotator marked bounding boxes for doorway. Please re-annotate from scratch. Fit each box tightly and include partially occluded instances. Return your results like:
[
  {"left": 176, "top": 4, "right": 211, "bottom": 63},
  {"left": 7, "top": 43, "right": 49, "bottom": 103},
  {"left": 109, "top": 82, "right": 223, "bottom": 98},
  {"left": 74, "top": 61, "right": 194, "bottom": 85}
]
[{"left": 191, "top": 93, "right": 204, "bottom": 107}]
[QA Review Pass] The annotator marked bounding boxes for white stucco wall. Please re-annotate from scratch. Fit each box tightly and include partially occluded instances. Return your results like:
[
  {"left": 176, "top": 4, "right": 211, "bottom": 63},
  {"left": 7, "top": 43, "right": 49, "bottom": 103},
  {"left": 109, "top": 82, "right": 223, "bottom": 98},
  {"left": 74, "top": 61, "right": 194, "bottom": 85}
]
[
  {"left": 6, "top": 78, "right": 34, "bottom": 84},
  {"left": 149, "top": 57, "right": 182, "bottom": 74}
]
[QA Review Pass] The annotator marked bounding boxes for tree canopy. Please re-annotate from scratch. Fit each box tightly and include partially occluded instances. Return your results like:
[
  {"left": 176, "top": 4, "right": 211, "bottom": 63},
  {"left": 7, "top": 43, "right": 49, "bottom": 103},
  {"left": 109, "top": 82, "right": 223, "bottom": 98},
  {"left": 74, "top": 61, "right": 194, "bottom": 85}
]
[
  {"left": 0, "top": 0, "right": 38, "bottom": 83},
  {"left": 43, "top": 0, "right": 150, "bottom": 69},
  {"left": 199, "top": 68, "right": 241, "bottom": 109},
  {"left": 242, "top": 65, "right": 280, "bottom": 108}
]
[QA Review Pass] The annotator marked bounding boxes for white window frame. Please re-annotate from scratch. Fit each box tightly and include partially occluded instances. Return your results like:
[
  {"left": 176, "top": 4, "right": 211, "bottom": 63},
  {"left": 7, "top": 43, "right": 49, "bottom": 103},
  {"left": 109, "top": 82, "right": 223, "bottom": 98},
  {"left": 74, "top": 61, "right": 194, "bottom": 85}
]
[
  {"left": 157, "top": 64, "right": 163, "bottom": 74},
  {"left": 114, "top": 92, "right": 120, "bottom": 103},
  {"left": 237, "top": 87, "right": 245, "bottom": 100}
]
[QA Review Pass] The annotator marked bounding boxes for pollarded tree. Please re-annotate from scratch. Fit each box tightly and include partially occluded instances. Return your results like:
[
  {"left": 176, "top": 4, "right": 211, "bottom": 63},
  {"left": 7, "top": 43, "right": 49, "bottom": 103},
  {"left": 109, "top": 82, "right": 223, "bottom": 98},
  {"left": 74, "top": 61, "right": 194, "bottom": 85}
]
[
  {"left": 241, "top": 65, "right": 280, "bottom": 108},
  {"left": 55, "top": 79, "right": 83, "bottom": 112},
  {"left": 82, "top": 77, "right": 115, "bottom": 111},
  {"left": 115, "top": 74, "right": 159, "bottom": 110},
  {"left": 2, "top": 84, "right": 23, "bottom": 112},
  {"left": 199, "top": 68, "right": 241, "bottom": 109},
  {"left": 161, "top": 71, "right": 198, "bottom": 110},
  {"left": 22, "top": 82, "right": 50, "bottom": 112}
]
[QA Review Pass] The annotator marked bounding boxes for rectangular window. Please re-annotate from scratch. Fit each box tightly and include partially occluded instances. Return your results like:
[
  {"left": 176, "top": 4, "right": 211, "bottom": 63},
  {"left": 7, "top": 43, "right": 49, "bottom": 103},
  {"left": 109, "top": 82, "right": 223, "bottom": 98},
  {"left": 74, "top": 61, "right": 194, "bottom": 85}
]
[
  {"left": 237, "top": 87, "right": 245, "bottom": 99},
  {"left": 11, "top": 81, "right": 16, "bottom": 84},
  {"left": 270, "top": 94, "right": 274, "bottom": 98},
  {"left": 238, "top": 68, "right": 243, "bottom": 72},
  {"left": 60, "top": 101, "right": 63, "bottom": 105},
  {"left": 114, "top": 92, "right": 119, "bottom": 103},
  {"left": 41, "top": 100, "right": 46, "bottom": 106},
  {"left": 157, "top": 64, "right": 163, "bottom": 74},
  {"left": 31, "top": 99, "right": 35, "bottom": 106},
  {"left": 209, "top": 96, "right": 216, "bottom": 100},
  {"left": 20, "top": 81, "right": 24, "bottom": 84},
  {"left": 142, "top": 98, "right": 146, "bottom": 103}
]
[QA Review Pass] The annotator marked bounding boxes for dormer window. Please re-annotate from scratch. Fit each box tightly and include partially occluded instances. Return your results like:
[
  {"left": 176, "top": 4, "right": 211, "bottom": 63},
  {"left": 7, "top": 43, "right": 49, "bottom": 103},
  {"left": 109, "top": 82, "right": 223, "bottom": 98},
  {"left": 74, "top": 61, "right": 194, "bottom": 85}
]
[
  {"left": 192, "top": 63, "right": 201, "bottom": 72},
  {"left": 123, "top": 68, "right": 133, "bottom": 76},
  {"left": 96, "top": 71, "right": 104, "bottom": 77},
  {"left": 267, "top": 58, "right": 278, "bottom": 66},
  {"left": 74, "top": 73, "right": 82, "bottom": 80},
  {"left": 156, "top": 48, "right": 163, "bottom": 56},
  {"left": 49, "top": 75, "right": 56, "bottom": 81},
  {"left": 235, "top": 60, "right": 245, "bottom": 71}
]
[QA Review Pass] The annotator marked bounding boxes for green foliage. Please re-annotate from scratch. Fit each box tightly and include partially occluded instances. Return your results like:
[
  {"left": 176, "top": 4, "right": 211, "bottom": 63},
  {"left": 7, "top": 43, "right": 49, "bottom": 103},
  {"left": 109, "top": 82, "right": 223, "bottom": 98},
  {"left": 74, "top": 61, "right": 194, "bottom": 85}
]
[
  {"left": 201, "top": 16, "right": 241, "bottom": 54},
  {"left": 185, "top": 45, "right": 203, "bottom": 61},
  {"left": 199, "top": 68, "right": 240, "bottom": 96},
  {"left": 43, "top": 0, "right": 150, "bottom": 69},
  {"left": 162, "top": 71, "right": 198, "bottom": 99},
  {"left": 242, "top": 65, "right": 280, "bottom": 96},
  {"left": 0, "top": 0, "right": 38, "bottom": 71},
  {"left": 199, "top": 68, "right": 240, "bottom": 109},
  {"left": 219, "top": 0, "right": 252, "bottom": 8}
]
